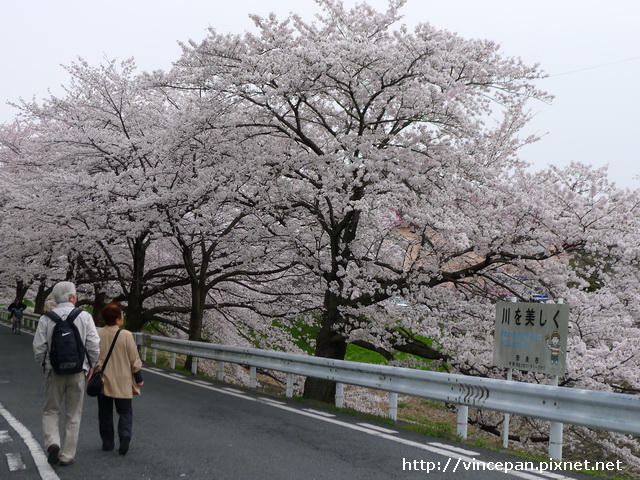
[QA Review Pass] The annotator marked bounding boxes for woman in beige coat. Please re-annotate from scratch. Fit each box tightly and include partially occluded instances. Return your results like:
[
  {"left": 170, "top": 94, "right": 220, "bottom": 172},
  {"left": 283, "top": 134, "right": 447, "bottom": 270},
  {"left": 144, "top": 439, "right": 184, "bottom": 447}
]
[{"left": 96, "top": 302, "right": 143, "bottom": 455}]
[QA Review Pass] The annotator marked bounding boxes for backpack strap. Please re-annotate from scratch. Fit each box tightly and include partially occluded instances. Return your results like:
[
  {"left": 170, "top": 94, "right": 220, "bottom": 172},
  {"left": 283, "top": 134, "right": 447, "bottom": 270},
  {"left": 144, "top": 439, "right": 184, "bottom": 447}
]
[
  {"left": 65, "top": 309, "right": 89, "bottom": 367},
  {"left": 43, "top": 310, "right": 61, "bottom": 323},
  {"left": 66, "top": 308, "right": 83, "bottom": 324}
]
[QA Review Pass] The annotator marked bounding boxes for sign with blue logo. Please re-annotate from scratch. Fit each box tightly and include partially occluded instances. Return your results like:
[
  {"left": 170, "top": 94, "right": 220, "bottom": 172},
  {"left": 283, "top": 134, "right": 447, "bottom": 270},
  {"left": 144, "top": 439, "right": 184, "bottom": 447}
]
[{"left": 493, "top": 302, "right": 569, "bottom": 375}]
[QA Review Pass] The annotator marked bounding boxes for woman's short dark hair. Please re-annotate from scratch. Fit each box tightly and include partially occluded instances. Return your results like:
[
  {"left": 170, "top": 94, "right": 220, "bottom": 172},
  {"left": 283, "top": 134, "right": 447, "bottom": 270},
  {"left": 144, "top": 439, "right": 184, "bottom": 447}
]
[{"left": 101, "top": 301, "right": 122, "bottom": 326}]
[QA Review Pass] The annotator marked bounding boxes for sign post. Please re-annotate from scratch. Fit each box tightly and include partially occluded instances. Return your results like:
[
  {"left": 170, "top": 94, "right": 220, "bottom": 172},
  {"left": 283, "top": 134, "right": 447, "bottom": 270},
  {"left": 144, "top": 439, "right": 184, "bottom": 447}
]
[{"left": 493, "top": 300, "right": 569, "bottom": 460}]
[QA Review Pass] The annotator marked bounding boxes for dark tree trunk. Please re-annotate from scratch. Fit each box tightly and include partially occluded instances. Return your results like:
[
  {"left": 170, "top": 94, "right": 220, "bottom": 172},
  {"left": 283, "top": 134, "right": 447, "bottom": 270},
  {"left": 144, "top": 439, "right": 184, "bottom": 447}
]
[
  {"left": 185, "top": 280, "right": 205, "bottom": 371},
  {"left": 303, "top": 305, "right": 348, "bottom": 404},
  {"left": 33, "top": 282, "right": 52, "bottom": 314},
  {"left": 91, "top": 288, "right": 108, "bottom": 327},
  {"left": 302, "top": 206, "right": 357, "bottom": 404},
  {"left": 124, "top": 236, "right": 148, "bottom": 332},
  {"left": 14, "top": 280, "right": 30, "bottom": 304}
]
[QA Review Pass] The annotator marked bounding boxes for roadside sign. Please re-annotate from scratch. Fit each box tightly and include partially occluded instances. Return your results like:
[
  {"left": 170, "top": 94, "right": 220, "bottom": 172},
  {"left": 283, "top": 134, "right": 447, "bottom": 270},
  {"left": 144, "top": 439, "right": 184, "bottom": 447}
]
[{"left": 493, "top": 302, "right": 569, "bottom": 376}]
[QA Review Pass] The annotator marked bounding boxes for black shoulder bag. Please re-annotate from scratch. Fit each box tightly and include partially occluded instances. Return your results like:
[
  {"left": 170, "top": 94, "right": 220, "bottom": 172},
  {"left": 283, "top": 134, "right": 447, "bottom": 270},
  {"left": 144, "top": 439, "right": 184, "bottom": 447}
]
[{"left": 87, "top": 330, "right": 121, "bottom": 397}]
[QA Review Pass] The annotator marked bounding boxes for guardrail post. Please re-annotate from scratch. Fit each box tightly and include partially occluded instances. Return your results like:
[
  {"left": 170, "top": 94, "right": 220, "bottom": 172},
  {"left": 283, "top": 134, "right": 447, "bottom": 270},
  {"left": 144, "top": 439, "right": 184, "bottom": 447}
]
[
  {"left": 503, "top": 367, "right": 512, "bottom": 448},
  {"left": 152, "top": 348, "right": 158, "bottom": 364},
  {"left": 250, "top": 366, "right": 257, "bottom": 388},
  {"left": 549, "top": 420, "right": 563, "bottom": 460},
  {"left": 217, "top": 361, "right": 225, "bottom": 381},
  {"left": 335, "top": 383, "right": 344, "bottom": 409},
  {"left": 457, "top": 405, "right": 468, "bottom": 439},
  {"left": 388, "top": 392, "right": 398, "bottom": 421},
  {"left": 549, "top": 374, "right": 563, "bottom": 460},
  {"left": 286, "top": 373, "right": 293, "bottom": 398},
  {"left": 141, "top": 347, "right": 147, "bottom": 362},
  {"left": 191, "top": 357, "right": 198, "bottom": 375},
  {"left": 170, "top": 352, "right": 176, "bottom": 369}
]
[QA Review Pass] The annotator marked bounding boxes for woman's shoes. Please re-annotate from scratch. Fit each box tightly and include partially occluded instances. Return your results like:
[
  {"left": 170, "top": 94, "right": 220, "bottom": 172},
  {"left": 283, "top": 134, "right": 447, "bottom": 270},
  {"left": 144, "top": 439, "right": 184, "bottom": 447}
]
[
  {"left": 119, "top": 436, "right": 130, "bottom": 456},
  {"left": 102, "top": 436, "right": 130, "bottom": 455},
  {"left": 102, "top": 441, "right": 114, "bottom": 451}
]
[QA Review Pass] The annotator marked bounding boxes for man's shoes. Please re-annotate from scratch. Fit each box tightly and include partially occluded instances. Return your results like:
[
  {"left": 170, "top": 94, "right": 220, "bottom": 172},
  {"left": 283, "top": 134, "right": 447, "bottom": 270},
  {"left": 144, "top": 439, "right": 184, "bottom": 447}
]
[
  {"left": 119, "top": 436, "right": 130, "bottom": 456},
  {"left": 47, "top": 444, "right": 60, "bottom": 465},
  {"left": 59, "top": 458, "right": 76, "bottom": 466},
  {"left": 102, "top": 441, "right": 114, "bottom": 451}
]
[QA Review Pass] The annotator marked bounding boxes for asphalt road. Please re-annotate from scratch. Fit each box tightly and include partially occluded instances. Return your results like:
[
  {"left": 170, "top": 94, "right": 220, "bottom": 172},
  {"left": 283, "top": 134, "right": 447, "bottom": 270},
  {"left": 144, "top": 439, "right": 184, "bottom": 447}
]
[{"left": 0, "top": 321, "right": 614, "bottom": 480}]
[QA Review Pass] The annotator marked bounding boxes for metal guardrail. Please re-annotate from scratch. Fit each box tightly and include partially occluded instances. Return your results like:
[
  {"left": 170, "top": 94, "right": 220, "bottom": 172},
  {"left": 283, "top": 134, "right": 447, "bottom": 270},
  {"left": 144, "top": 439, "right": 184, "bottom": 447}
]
[
  {"left": 0, "top": 311, "right": 40, "bottom": 330},
  {"left": 4, "top": 311, "right": 638, "bottom": 460},
  {"left": 133, "top": 332, "right": 640, "bottom": 462}
]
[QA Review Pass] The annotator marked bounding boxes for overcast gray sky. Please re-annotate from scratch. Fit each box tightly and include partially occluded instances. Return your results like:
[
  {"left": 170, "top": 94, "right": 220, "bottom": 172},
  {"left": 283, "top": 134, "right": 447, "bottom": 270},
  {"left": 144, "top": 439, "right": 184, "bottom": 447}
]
[{"left": 2, "top": 0, "right": 638, "bottom": 188}]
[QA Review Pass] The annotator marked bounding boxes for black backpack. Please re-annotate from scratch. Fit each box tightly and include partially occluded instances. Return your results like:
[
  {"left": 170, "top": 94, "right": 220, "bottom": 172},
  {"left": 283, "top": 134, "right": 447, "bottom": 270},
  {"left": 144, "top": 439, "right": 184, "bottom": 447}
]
[{"left": 44, "top": 308, "right": 88, "bottom": 375}]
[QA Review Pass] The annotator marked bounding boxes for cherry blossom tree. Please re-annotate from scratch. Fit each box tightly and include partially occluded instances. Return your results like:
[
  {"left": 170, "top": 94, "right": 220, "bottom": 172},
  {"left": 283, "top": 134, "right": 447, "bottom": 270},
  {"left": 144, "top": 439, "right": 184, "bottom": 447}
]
[
  {"left": 173, "top": 0, "right": 572, "bottom": 402},
  {"left": 0, "top": 120, "right": 72, "bottom": 309},
  {"left": 1, "top": 0, "right": 638, "bottom": 465},
  {"left": 3, "top": 58, "right": 191, "bottom": 327},
  {"left": 170, "top": 1, "right": 640, "bottom": 460},
  {"left": 5, "top": 56, "right": 294, "bottom": 345}
]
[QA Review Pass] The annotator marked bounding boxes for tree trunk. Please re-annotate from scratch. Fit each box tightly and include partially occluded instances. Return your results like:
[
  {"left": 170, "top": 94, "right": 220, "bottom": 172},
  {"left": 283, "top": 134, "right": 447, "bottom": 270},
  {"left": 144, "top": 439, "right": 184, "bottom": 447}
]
[
  {"left": 303, "top": 307, "right": 348, "bottom": 404},
  {"left": 185, "top": 277, "right": 206, "bottom": 372},
  {"left": 124, "top": 236, "right": 148, "bottom": 332},
  {"left": 91, "top": 288, "right": 108, "bottom": 327},
  {"left": 14, "top": 280, "right": 30, "bottom": 304},
  {"left": 33, "top": 281, "right": 52, "bottom": 313}
]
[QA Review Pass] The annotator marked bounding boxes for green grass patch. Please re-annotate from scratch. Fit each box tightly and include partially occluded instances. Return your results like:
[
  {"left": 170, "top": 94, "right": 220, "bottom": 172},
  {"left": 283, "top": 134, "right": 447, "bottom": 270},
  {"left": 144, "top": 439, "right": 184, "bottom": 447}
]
[
  {"left": 345, "top": 344, "right": 389, "bottom": 364},
  {"left": 345, "top": 341, "right": 444, "bottom": 371},
  {"left": 402, "top": 419, "right": 455, "bottom": 438}
]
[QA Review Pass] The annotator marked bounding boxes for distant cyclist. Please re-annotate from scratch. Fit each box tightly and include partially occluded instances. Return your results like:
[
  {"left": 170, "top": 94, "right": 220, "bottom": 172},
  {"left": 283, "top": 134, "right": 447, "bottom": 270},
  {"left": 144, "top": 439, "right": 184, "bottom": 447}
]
[{"left": 8, "top": 297, "right": 27, "bottom": 334}]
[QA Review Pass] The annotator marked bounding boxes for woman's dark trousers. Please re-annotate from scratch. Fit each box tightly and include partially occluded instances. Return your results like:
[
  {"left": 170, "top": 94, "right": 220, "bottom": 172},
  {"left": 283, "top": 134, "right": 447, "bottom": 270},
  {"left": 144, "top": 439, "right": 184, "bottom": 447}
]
[{"left": 97, "top": 395, "right": 133, "bottom": 450}]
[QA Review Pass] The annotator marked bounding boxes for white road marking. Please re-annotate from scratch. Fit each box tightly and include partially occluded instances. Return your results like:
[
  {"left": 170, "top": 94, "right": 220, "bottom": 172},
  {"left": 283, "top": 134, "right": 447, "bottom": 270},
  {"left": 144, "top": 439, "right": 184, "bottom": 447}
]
[
  {"left": 356, "top": 423, "right": 398, "bottom": 434},
  {"left": 222, "top": 387, "right": 246, "bottom": 394},
  {"left": 302, "top": 409, "right": 336, "bottom": 417},
  {"left": 429, "top": 441, "right": 479, "bottom": 456},
  {"left": 6, "top": 452, "right": 26, "bottom": 471},
  {"left": 0, "top": 430, "right": 12, "bottom": 443},
  {"left": 526, "top": 471, "right": 582, "bottom": 480},
  {"left": 0, "top": 403, "right": 59, "bottom": 480},
  {"left": 258, "top": 397, "right": 286, "bottom": 405}
]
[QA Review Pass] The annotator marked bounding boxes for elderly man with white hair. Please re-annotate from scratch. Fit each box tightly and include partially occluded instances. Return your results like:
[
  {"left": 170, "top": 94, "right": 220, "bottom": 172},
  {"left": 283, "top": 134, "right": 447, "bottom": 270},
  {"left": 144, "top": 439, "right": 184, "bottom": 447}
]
[{"left": 33, "top": 281, "right": 100, "bottom": 467}]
